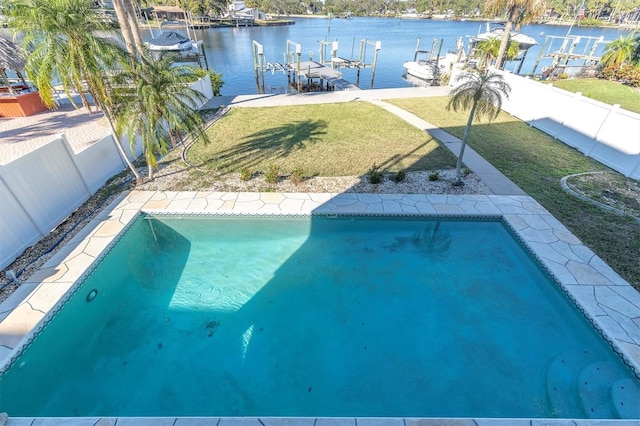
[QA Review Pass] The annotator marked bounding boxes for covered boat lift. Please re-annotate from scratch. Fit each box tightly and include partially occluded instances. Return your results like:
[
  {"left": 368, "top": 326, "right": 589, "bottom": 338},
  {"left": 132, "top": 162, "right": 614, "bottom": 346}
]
[{"left": 252, "top": 38, "right": 381, "bottom": 94}]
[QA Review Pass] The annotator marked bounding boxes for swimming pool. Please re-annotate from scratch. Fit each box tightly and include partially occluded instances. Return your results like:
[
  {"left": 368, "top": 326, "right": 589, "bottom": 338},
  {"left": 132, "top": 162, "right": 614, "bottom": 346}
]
[{"left": 0, "top": 208, "right": 638, "bottom": 419}]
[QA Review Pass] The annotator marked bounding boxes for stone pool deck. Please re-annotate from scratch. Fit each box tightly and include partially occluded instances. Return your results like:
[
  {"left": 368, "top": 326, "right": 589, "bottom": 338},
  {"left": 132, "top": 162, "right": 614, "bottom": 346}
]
[{"left": 0, "top": 191, "right": 639, "bottom": 424}]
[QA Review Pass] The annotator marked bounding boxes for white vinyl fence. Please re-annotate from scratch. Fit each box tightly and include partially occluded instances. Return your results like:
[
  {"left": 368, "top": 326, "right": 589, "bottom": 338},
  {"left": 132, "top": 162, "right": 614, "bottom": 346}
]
[
  {"left": 0, "top": 75, "right": 213, "bottom": 270},
  {"left": 451, "top": 69, "right": 640, "bottom": 180},
  {"left": 0, "top": 133, "right": 142, "bottom": 270}
]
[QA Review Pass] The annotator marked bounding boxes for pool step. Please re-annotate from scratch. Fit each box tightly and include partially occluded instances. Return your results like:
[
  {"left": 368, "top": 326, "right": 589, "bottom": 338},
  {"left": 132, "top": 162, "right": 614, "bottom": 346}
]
[
  {"left": 611, "top": 378, "right": 640, "bottom": 419},
  {"left": 547, "top": 350, "right": 640, "bottom": 419},
  {"left": 577, "top": 361, "right": 619, "bottom": 418},
  {"left": 546, "top": 349, "right": 597, "bottom": 418}
]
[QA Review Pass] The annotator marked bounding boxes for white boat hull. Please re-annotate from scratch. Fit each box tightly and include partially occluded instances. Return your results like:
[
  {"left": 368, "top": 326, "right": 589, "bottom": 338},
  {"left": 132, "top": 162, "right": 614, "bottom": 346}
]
[
  {"left": 144, "top": 29, "right": 195, "bottom": 53},
  {"left": 144, "top": 42, "right": 194, "bottom": 52},
  {"left": 403, "top": 61, "right": 437, "bottom": 81},
  {"left": 468, "top": 23, "right": 538, "bottom": 54}
]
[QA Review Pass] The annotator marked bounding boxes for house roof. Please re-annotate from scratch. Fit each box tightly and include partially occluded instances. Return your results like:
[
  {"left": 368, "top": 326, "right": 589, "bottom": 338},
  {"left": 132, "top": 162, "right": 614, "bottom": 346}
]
[
  {"left": 151, "top": 5, "right": 186, "bottom": 14},
  {"left": 0, "top": 37, "right": 26, "bottom": 71}
]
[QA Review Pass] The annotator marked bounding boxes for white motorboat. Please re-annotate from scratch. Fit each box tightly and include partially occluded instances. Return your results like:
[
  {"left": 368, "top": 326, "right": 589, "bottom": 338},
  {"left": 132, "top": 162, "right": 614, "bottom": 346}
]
[
  {"left": 144, "top": 31, "right": 194, "bottom": 52},
  {"left": 403, "top": 60, "right": 439, "bottom": 81},
  {"left": 469, "top": 22, "right": 537, "bottom": 54},
  {"left": 144, "top": 21, "right": 195, "bottom": 53},
  {"left": 403, "top": 38, "right": 464, "bottom": 83}
]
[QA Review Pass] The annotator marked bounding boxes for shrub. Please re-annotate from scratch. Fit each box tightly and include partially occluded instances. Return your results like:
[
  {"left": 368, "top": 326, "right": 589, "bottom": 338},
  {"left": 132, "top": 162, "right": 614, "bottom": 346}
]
[
  {"left": 579, "top": 17, "right": 605, "bottom": 27},
  {"left": 367, "top": 164, "right": 384, "bottom": 184},
  {"left": 289, "top": 166, "right": 306, "bottom": 185},
  {"left": 264, "top": 164, "right": 280, "bottom": 184},
  {"left": 617, "top": 64, "right": 640, "bottom": 87},
  {"left": 599, "top": 65, "right": 619, "bottom": 81},
  {"left": 428, "top": 171, "right": 440, "bottom": 181},
  {"left": 438, "top": 72, "right": 451, "bottom": 86},
  {"left": 239, "top": 167, "right": 253, "bottom": 181},
  {"left": 392, "top": 170, "right": 407, "bottom": 183},
  {"left": 599, "top": 64, "right": 640, "bottom": 87},
  {"left": 193, "top": 68, "right": 224, "bottom": 96}
]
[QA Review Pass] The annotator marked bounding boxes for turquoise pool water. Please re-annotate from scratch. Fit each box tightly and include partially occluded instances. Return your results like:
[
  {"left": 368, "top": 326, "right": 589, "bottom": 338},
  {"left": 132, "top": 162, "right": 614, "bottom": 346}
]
[{"left": 0, "top": 214, "right": 638, "bottom": 418}]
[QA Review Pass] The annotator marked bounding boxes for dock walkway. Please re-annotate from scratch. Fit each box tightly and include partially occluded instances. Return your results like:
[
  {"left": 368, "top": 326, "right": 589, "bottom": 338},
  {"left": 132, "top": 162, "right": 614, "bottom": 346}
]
[{"left": 294, "top": 61, "right": 359, "bottom": 91}]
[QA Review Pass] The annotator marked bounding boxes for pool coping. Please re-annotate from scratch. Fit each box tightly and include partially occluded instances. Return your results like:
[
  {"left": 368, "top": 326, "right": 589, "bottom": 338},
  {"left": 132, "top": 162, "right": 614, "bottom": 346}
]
[{"left": 0, "top": 190, "right": 639, "bottom": 425}]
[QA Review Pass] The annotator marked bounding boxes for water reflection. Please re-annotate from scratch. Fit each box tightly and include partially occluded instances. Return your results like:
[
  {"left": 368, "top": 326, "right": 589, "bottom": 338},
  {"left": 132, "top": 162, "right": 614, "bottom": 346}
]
[
  {"left": 0, "top": 18, "right": 631, "bottom": 95},
  {"left": 383, "top": 221, "right": 452, "bottom": 256},
  {"left": 179, "top": 17, "right": 630, "bottom": 95}
]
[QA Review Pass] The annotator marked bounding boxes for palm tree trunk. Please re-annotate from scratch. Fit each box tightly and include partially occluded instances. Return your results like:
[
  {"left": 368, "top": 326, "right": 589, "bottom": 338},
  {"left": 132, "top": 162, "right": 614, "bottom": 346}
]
[
  {"left": 79, "top": 79, "right": 94, "bottom": 113},
  {"left": 124, "top": 0, "right": 144, "bottom": 52},
  {"left": 456, "top": 103, "right": 477, "bottom": 185},
  {"left": 168, "top": 129, "right": 178, "bottom": 149},
  {"left": 147, "top": 156, "right": 154, "bottom": 179},
  {"left": 176, "top": 131, "right": 185, "bottom": 146},
  {"left": 104, "top": 111, "right": 143, "bottom": 183},
  {"left": 113, "top": 0, "right": 136, "bottom": 57},
  {"left": 495, "top": 19, "right": 514, "bottom": 70}
]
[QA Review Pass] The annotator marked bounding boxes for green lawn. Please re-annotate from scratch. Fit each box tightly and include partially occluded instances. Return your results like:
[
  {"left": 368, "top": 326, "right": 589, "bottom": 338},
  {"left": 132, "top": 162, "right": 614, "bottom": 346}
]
[
  {"left": 184, "top": 102, "right": 456, "bottom": 188},
  {"left": 388, "top": 96, "right": 640, "bottom": 290},
  {"left": 547, "top": 79, "right": 640, "bottom": 114}
]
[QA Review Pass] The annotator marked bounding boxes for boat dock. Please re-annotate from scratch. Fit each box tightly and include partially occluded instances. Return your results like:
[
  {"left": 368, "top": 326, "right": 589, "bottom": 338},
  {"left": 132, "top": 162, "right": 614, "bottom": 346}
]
[
  {"left": 293, "top": 61, "right": 360, "bottom": 91},
  {"left": 253, "top": 39, "right": 376, "bottom": 93},
  {"left": 261, "top": 60, "right": 359, "bottom": 92},
  {"left": 532, "top": 34, "right": 608, "bottom": 78}
]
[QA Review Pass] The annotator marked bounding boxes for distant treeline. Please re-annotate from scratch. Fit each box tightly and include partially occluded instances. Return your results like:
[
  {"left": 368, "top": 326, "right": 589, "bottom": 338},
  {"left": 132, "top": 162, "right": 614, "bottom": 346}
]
[{"left": 143, "top": 1, "right": 640, "bottom": 23}]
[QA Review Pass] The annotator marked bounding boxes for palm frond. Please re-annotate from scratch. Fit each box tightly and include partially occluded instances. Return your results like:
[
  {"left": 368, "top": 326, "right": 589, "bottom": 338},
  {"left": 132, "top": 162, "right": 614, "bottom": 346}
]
[
  {"left": 447, "top": 70, "right": 511, "bottom": 123},
  {"left": 110, "top": 48, "right": 212, "bottom": 175}
]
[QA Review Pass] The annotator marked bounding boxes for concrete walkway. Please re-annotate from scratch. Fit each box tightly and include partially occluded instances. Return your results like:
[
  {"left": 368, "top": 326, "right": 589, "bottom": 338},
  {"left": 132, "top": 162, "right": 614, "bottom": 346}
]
[
  {"left": 0, "top": 104, "right": 110, "bottom": 165},
  {"left": 369, "top": 100, "right": 527, "bottom": 196},
  {"left": 204, "top": 87, "right": 526, "bottom": 196},
  {"left": 1, "top": 86, "right": 524, "bottom": 195}
]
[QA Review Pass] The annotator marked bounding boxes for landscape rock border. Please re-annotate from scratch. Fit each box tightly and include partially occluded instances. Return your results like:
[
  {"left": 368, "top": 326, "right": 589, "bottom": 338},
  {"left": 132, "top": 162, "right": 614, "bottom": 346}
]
[{"left": 560, "top": 171, "right": 640, "bottom": 224}]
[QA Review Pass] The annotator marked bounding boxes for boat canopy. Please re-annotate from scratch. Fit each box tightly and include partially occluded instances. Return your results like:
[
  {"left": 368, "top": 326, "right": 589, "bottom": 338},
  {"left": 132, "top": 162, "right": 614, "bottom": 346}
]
[{"left": 144, "top": 31, "right": 192, "bottom": 51}]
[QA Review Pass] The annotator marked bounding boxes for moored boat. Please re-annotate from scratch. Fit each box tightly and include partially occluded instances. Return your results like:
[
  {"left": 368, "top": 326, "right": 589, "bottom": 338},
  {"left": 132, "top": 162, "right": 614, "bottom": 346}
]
[
  {"left": 468, "top": 22, "right": 537, "bottom": 54},
  {"left": 403, "top": 37, "right": 464, "bottom": 84},
  {"left": 144, "top": 21, "right": 196, "bottom": 53},
  {"left": 403, "top": 60, "right": 439, "bottom": 81},
  {"left": 144, "top": 31, "right": 194, "bottom": 52}
]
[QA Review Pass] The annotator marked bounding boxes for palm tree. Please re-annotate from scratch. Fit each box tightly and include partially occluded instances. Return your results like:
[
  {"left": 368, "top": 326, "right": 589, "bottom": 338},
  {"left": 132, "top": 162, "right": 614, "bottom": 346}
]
[
  {"left": 6, "top": 0, "right": 143, "bottom": 182},
  {"left": 5, "top": 0, "right": 127, "bottom": 111},
  {"left": 446, "top": 70, "right": 511, "bottom": 185},
  {"left": 110, "top": 49, "right": 211, "bottom": 179},
  {"left": 601, "top": 33, "right": 637, "bottom": 68},
  {"left": 632, "top": 34, "right": 640, "bottom": 65},
  {"left": 484, "top": 0, "right": 546, "bottom": 69},
  {"left": 112, "top": 0, "right": 136, "bottom": 57},
  {"left": 475, "top": 38, "right": 520, "bottom": 69},
  {"left": 112, "top": 0, "right": 144, "bottom": 57}
]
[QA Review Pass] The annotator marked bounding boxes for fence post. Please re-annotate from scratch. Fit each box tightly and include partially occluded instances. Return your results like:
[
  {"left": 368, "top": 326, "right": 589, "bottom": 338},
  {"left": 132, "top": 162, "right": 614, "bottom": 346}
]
[
  {"left": 554, "top": 91, "right": 582, "bottom": 140},
  {"left": 587, "top": 104, "right": 620, "bottom": 157},
  {"left": 628, "top": 157, "right": 640, "bottom": 179},
  {"left": 0, "top": 170, "right": 47, "bottom": 237},
  {"left": 60, "top": 133, "right": 93, "bottom": 197}
]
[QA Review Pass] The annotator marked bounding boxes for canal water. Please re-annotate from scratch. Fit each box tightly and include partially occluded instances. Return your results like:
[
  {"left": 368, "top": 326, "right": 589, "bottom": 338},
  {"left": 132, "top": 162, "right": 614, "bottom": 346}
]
[
  {"left": 1, "top": 18, "right": 632, "bottom": 96},
  {"left": 179, "top": 17, "right": 631, "bottom": 95}
]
